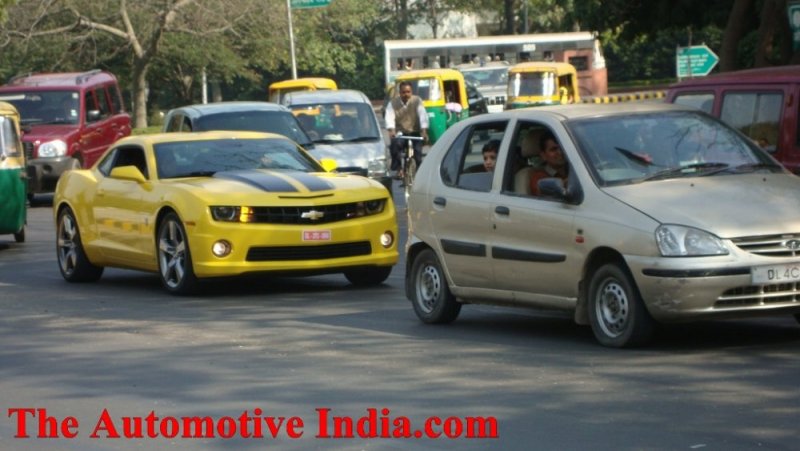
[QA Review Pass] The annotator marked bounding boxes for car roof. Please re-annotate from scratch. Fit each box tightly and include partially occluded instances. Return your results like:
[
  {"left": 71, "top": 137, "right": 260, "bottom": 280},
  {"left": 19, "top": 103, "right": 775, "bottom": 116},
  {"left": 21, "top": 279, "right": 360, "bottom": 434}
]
[
  {"left": 488, "top": 102, "right": 694, "bottom": 121},
  {"left": 167, "top": 101, "right": 290, "bottom": 118},
  {"left": 668, "top": 65, "right": 800, "bottom": 88},
  {"left": 283, "top": 89, "right": 370, "bottom": 105},
  {"left": 0, "top": 70, "right": 117, "bottom": 90}
]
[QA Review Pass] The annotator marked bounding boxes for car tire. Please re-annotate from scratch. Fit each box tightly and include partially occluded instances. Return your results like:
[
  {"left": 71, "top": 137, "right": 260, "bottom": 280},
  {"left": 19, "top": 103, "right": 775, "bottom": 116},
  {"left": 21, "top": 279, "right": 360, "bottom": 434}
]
[
  {"left": 157, "top": 212, "right": 199, "bottom": 295},
  {"left": 13, "top": 226, "right": 24, "bottom": 243},
  {"left": 409, "top": 248, "right": 461, "bottom": 324},
  {"left": 344, "top": 266, "right": 392, "bottom": 286},
  {"left": 588, "top": 263, "right": 655, "bottom": 348},
  {"left": 56, "top": 207, "right": 104, "bottom": 282},
  {"left": 794, "top": 313, "right": 800, "bottom": 325}
]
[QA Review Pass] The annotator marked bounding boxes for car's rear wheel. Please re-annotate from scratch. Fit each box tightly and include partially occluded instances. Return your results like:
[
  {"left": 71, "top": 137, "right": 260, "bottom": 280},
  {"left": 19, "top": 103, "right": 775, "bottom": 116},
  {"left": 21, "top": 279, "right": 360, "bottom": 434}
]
[
  {"left": 344, "top": 266, "right": 392, "bottom": 286},
  {"left": 157, "top": 212, "right": 198, "bottom": 295},
  {"left": 588, "top": 263, "right": 654, "bottom": 347},
  {"left": 409, "top": 248, "right": 461, "bottom": 323},
  {"left": 57, "top": 207, "right": 103, "bottom": 282}
]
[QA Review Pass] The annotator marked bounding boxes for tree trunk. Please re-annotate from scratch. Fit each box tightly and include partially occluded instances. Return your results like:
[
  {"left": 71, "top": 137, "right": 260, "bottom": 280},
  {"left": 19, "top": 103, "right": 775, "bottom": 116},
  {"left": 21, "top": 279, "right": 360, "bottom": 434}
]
[
  {"left": 132, "top": 60, "right": 149, "bottom": 129},
  {"left": 396, "top": 0, "right": 408, "bottom": 39},
  {"left": 720, "top": 0, "right": 754, "bottom": 71},
  {"left": 754, "top": 0, "right": 782, "bottom": 66},
  {"left": 504, "top": 0, "right": 515, "bottom": 34}
]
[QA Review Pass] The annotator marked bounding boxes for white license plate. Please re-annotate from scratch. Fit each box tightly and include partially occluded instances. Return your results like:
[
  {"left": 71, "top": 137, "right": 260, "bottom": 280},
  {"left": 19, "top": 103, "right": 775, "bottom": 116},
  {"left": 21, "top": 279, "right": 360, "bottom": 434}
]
[
  {"left": 302, "top": 230, "right": 331, "bottom": 241},
  {"left": 751, "top": 264, "right": 800, "bottom": 284}
]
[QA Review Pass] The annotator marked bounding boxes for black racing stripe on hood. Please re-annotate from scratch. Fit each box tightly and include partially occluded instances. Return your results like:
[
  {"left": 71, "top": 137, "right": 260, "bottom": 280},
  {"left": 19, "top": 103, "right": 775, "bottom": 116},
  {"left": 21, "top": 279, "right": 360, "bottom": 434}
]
[
  {"left": 213, "top": 170, "right": 298, "bottom": 192},
  {"left": 283, "top": 171, "right": 335, "bottom": 192}
]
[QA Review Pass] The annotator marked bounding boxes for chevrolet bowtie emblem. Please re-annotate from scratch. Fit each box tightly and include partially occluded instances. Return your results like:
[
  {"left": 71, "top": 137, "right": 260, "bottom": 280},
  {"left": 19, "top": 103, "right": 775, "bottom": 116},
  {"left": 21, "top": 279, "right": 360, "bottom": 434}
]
[{"left": 301, "top": 210, "right": 325, "bottom": 221}]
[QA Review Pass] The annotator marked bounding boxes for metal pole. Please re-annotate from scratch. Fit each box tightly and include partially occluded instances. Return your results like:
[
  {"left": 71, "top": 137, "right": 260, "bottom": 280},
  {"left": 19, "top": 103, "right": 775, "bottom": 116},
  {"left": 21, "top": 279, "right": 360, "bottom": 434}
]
[
  {"left": 201, "top": 67, "right": 208, "bottom": 104},
  {"left": 287, "top": 0, "right": 298, "bottom": 79}
]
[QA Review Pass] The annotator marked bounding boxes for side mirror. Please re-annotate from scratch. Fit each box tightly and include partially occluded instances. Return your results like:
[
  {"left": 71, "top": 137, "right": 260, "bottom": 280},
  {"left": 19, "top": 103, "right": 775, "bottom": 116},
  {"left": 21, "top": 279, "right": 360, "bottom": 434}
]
[
  {"left": 538, "top": 177, "right": 583, "bottom": 204},
  {"left": 319, "top": 158, "right": 338, "bottom": 173},
  {"left": 87, "top": 110, "right": 101, "bottom": 122},
  {"left": 109, "top": 165, "right": 147, "bottom": 183}
]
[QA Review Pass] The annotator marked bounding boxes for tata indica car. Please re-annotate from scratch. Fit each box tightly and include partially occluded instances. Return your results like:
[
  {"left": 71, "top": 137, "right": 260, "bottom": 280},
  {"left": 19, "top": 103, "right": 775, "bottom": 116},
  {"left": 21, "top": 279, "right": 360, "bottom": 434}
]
[
  {"left": 282, "top": 89, "right": 391, "bottom": 190},
  {"left": 405, "top": 102, "right": 800, "bottom": 347},
  {"left": 54, "top": 131, "right": 398, "bottom": 294}
]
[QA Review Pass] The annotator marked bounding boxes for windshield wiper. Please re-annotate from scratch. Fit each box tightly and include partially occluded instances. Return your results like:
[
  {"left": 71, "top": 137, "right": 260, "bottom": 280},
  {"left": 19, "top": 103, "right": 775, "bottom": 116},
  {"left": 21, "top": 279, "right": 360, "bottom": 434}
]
[
  {"left": 730, "top": 162, "right": 783, "bottom": 173},
  {"left": 178, "top": 170, "right": 216, "bottom": 177},
  {"left": 614, "top": 147, "right": 656, "bottom": 166},
  {"left": 344, "top": 136, "right": 379, "bottom": 143},
  {"left": 642, "top": 162, "right": 729, "bottom": 181}
]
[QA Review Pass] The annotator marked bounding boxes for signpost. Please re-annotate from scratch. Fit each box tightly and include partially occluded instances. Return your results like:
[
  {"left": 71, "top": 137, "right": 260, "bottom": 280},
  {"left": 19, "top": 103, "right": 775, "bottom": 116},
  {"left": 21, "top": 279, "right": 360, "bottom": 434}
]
[
  {"left": 676, "top": 44, "right": 719, "bottom": 79},
  {"left": 286, "top": 0, "right": 332, "bottom": 79}
]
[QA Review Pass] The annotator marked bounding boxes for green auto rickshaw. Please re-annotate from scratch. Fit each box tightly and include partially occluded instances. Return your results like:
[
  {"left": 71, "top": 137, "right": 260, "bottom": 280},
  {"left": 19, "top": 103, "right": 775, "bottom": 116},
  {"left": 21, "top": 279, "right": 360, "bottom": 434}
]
[
  {"left": 394, "top": 69, "right": 469, "bottom": 144},
  {"left": 0, "top": 101, "right": 26, "bottom": 243}
]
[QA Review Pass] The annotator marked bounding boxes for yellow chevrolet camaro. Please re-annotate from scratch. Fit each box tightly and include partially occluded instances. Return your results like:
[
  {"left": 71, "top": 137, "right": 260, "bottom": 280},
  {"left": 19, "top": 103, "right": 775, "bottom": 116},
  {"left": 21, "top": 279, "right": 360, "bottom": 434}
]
[{"left": 53, "top": 131, "right": 398, "bottom": 294}]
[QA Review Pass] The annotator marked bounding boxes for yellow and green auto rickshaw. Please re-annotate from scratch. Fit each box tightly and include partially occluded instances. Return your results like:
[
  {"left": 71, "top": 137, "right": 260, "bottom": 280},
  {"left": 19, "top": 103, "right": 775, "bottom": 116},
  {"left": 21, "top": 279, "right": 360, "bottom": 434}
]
[
  {"left": 0, "top": 101, "right": 26, "bottom": 243},
  {"left": 394, "top": 69, "right": 469, "bottom": 144},
  {"left": 268, "top": 77, "right": 338, "bottom": 105},
  {"left": 506, "top": 62, "right": 580, "bottom": 109}
]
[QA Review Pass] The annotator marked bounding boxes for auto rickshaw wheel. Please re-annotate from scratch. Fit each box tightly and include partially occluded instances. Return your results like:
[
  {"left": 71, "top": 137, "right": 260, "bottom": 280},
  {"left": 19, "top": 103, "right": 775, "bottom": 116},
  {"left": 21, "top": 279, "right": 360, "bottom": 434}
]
[{"left": 13, "top": 226, "right": 24, "bottom": 243}]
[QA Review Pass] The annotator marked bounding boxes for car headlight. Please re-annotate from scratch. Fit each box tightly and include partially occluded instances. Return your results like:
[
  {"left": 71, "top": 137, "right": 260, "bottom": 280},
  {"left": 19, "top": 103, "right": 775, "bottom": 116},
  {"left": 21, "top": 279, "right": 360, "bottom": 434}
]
[
  {"left": 350, "top": 199, "right": 386, "bottom": 218},
  {"left": 656, "top": 225, "right": 728, "bottom": 257},
  {"left": 368, "top": 157, "right": 388, "bottom": 177},
  {"left": 37, "top": 140, "right": 67, "bottom": 158},
  {"left": 210, "top": 206, "right": 254, "bottom": 223}
]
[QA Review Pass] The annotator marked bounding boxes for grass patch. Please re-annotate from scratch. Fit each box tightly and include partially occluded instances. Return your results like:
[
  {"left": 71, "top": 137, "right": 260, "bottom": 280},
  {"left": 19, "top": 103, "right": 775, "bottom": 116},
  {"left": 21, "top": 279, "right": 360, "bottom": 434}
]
[{"left": 132, "top": 126, "right": 162, "bottom": 135}]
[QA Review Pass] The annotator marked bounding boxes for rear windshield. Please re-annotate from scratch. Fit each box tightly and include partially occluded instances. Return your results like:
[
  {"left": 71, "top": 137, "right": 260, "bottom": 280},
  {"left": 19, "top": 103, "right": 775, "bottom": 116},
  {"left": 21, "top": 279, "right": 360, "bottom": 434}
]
[{"left": 193, "top": 110, "right": 312, "bottom": 147}]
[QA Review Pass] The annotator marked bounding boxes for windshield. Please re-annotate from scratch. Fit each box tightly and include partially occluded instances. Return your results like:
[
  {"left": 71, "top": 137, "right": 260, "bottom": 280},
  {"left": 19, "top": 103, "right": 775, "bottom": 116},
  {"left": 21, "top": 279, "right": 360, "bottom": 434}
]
[
  {"left": 462, "top": 67, "right": 508, "bottom": 87},
  {"left": 193, "top": 110, "right": 312, "bottom": 147},
  {"left": 154, "top": 138, "right": 323, "bottom": 179},
  {"left": 289, "top": 102, "right": 380, "bottom": 143},
  {"left": 569, "top": 111, "right": 781, "bottom": 187},
  {"left": 508, "top": 71, "right": 557, "bottom": 97},
  {"left": 0, "top": 116, "right": 21, "bottom": 157},
  {"left": 398, "top": 78, "right": 441, "bottom": 102},
  {"left": 0, "top": 90, "right": 79, "bottom": 125}
]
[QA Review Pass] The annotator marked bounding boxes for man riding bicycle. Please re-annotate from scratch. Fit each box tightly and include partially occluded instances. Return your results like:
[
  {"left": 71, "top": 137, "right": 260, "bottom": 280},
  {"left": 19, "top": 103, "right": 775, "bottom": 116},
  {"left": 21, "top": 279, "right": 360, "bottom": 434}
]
[{"left": 385, "top": 81, "right": 429, "bottom": 179}]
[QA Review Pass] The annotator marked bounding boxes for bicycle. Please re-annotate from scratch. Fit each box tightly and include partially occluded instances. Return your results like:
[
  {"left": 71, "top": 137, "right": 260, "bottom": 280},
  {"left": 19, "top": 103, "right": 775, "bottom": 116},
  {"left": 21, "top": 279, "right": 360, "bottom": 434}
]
[{"left": 394, "top": 133, "right": 424, "bottom": 198}]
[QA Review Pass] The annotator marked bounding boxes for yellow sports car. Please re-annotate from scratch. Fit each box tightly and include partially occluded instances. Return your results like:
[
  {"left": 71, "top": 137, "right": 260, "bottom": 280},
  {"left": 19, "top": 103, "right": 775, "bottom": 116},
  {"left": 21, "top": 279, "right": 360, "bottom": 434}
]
[{"left": 53, "top": 131, "right": 398, "bottom": 294}]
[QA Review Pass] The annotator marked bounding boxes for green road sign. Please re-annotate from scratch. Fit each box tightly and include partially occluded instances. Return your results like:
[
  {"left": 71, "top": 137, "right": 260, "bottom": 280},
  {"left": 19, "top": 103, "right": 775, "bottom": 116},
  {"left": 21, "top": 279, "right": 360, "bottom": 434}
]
[
  {"left": 291, "top": 0, "right": 331, "bottom": 8},
  {"left": 676, "top": 45, "right": 719, "bottom": 78}
]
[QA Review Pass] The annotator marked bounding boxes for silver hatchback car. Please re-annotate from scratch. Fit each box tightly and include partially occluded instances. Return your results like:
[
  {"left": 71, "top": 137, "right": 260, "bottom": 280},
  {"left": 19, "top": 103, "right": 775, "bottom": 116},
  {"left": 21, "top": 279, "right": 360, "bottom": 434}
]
[{"left": 405, "top": 102, "right": 800, "bottom": 347}]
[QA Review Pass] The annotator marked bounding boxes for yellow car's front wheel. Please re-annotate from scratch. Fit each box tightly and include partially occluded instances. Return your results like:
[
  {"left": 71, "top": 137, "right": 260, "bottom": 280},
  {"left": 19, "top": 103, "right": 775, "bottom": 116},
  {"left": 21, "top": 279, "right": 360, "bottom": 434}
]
[{"left": 157, "top": 212, "right": 199, "bottom": 295}]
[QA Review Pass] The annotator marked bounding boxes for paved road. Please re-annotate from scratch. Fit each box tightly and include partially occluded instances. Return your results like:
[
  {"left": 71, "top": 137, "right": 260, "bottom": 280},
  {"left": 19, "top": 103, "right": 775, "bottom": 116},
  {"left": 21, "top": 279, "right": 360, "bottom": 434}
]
[{"left": 0, "top": 197, "right": 799, "bottom": 450}]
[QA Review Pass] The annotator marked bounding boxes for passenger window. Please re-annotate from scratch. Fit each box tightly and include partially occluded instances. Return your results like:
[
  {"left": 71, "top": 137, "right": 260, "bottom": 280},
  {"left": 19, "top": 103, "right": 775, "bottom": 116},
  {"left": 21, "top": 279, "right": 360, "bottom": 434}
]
[
  {"left": 84, "top": 91, "right": 99, "bottom": 123},
  {"left": 721, "top": 92, "right": 782, "bottom": 151},
  {"left": 109, "top": 146, "right": 149, "bottom": 179},
  {"left": 440, "top": 121, "right": 508, "bottom": 192},
  {"left": 94, "top": 88, "right": 111, "bottom": 118},
  {"left": 673, "top": 93, "right": 715, "bottom": 114},
  {"left": 108, "top": 86, "right": 122, "bottom": 114},
  {"left": 502, "top": 121, "right": 565, "bottom": 198}
]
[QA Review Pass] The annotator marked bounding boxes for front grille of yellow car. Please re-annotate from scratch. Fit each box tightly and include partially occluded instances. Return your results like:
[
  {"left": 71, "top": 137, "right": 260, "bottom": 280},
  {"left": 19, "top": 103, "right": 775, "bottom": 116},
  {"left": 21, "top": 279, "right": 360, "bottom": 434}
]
[
  {"left": 246, "top": 241, "right": 372, "bottom": 261},
  {"left": 731, "top": 234, "right": 800, "bottom": 257},
  {"left": 250, "top": 201, "right": 382, "bottom": 225},
  {"left": 715, "top": 283, "right": 800, "bottom": 308}
]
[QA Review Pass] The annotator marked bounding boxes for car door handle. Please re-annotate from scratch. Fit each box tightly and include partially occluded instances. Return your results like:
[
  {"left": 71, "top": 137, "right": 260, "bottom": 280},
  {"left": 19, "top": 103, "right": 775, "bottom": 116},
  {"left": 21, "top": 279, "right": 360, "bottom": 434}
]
[
  {"left": 495, "top": 206, "right": 510, "bottom": 216},
  {"left": 433, "top": 196, "right": 446, "bottom": 207}
]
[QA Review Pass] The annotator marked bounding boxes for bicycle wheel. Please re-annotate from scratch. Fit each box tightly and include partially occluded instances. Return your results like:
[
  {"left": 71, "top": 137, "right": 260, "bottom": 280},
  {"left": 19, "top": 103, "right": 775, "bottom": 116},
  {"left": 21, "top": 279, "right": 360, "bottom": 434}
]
[{"left": 403, "top": 157, "right": 417, "bottom": 199}]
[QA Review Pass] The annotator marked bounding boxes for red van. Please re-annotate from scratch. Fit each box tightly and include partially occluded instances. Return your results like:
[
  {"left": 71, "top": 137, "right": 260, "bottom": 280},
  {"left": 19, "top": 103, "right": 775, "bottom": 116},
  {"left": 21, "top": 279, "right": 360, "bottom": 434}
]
[
  {"left": 0, "top": 70, "right": 131, "bottom": 198},
  {"left": 665, "top": 65, "right": 800, "bottom": 173}
]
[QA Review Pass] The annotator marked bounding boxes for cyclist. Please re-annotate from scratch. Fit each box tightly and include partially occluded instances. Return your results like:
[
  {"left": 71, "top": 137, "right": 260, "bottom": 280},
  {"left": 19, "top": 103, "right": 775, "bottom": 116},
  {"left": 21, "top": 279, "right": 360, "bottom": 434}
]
[{"left": 385, "top": 81, "right": 429, "bottom": 179}]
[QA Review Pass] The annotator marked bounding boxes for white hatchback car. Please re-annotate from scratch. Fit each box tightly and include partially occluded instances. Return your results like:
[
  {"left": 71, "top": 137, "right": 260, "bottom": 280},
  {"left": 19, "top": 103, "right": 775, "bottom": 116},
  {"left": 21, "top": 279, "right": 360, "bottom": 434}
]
[
  {"left": 405, "top": 102, "right": 800, "bottom": 347},
  {"left": 283, "top": 89, "right": 391, "bottom": 191}
]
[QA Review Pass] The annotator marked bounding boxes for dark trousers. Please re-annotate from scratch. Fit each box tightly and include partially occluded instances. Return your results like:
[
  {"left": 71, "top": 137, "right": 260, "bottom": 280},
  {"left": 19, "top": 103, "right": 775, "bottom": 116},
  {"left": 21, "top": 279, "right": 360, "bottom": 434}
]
[{"left": 390, "top": 134, "right": 423, "bottom": 171}]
